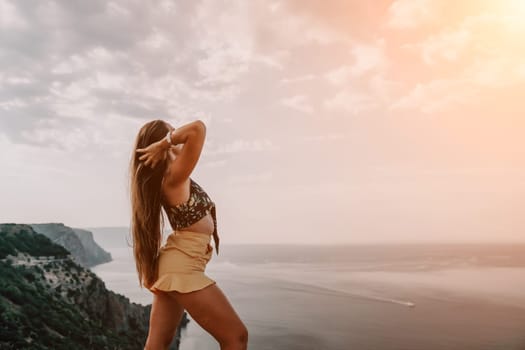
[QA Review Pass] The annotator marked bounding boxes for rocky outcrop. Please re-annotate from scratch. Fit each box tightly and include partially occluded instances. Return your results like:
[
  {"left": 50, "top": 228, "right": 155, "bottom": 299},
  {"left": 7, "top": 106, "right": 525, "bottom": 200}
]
[
  {"left": 72, "top": 227, "right": 113, "bottom": 266},
  {"left": 30, "top": 223, "right": 112, "bottom": 268},
  {"left": 0, "top": 223, "right": 189, "bottom": 350}
]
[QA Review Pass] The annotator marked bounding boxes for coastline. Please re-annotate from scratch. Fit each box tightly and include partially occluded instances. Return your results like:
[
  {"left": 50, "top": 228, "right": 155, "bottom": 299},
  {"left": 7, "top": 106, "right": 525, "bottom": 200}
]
[{"left": 91, "top": 245, "right": 525, "bottom": 350}]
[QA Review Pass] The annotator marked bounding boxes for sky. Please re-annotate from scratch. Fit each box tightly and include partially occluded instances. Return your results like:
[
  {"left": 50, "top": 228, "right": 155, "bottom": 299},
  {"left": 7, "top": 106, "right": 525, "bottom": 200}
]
[{"left": 1, "top": 0, "right": 524, "bottom": 244}]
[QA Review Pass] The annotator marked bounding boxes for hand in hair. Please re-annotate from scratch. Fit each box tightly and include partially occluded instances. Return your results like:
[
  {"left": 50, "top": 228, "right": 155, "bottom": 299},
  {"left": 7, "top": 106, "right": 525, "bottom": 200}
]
[{"left": 136, "top": 139, "right": 169, "bottom": 168}]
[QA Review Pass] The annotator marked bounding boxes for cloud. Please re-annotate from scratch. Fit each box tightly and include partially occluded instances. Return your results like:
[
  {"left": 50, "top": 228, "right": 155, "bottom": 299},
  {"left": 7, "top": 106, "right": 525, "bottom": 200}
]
[
  {"left": 387, "top": 0, "right": 438, "bottom": 29},
  {"left": 206, "top": 138, "right": 279, "bottom": 156},
  {"left": 201, "top": 159, "right": 228, "bottom": 168},
  {"left": 325, "top": 40, "right": 387, "bottom": 85},
  {"left": 349, "top": 40, "right": 387, "bottom": 76},
  {"left": 324, "top": 65, "right": 354, "bottom": 86},
  {"left": 227, "top": 170, "right": 273, "bottom": 185},
  {"left": 280, "top": 95, "right": 314, "bottom": 114},
  {"left": 393, "top": 9, "right": 525, "bottom": 113},
  {"left": 416, "top": 28, "right": 471, "bottom": 65},
  {"left": 0, "top": 0, "right": 257, "bottom": 149},
  {"left": 302, "top": 133, "right": 345, "bottom": 142},
  {"left": 389, "top": 78, "right": 479, "bottom": 114},
  {"left": 323, "top": 90, "right": 377, "bottom": 115},
  {"left": 280, "top": 74, "right": 317, "bottom": 84},
  {"left": 0, "top": 0, "right": 28, "bottom": 30},
  {"left": 402, "top": 12, "right": 516, "bottom": 66},
  {"left": 319, "top": 38, "right": 397, "bottom": 116}
]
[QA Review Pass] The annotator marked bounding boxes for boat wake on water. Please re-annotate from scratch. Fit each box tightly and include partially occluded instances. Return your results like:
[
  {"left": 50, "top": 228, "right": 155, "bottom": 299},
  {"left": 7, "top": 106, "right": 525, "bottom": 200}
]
[{"left": 277, "top": 279, "right": 416, "bottom": 308}]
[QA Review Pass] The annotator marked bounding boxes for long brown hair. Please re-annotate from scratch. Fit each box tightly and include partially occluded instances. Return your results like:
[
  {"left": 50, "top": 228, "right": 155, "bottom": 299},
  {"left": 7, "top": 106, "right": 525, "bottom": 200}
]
[{"left": 128, "top": 119, "right": 169, "bottom": 289}]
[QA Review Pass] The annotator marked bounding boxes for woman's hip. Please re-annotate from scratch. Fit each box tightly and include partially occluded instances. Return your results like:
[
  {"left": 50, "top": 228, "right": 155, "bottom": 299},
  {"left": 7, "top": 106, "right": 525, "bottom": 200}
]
[{"left": 158, "top": 230, "right": 214, "bottom": 271}]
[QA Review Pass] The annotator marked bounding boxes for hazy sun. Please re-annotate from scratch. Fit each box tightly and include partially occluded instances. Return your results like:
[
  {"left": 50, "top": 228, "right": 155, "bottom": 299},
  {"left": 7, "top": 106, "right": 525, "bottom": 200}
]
[{"left": 495, "top": 0, "right": 525, "bottom": 16}]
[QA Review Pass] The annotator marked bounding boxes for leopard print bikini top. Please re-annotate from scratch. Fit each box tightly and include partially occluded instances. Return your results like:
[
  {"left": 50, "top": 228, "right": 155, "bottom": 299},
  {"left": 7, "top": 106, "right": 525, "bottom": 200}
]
[{"left": 162, "top": 178, "right": 220, "bottom": 255}]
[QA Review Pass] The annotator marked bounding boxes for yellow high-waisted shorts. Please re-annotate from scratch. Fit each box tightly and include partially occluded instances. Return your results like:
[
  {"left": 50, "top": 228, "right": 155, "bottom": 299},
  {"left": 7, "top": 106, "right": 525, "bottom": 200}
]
[{"left": 149, "top": 230, "right": 216, "bottom": 294}]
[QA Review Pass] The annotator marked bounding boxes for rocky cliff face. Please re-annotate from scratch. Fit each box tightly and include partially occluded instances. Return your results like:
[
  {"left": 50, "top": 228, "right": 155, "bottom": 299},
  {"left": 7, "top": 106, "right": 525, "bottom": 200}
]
[
  {"left": 0, "top": 223, "right": 189, "bottom": 350},
  {"left": 72, "top": 227, "right": 113, "bottom": 265},
  {"left": 30, "top": 223, "right": 112, "bottom": 268}
]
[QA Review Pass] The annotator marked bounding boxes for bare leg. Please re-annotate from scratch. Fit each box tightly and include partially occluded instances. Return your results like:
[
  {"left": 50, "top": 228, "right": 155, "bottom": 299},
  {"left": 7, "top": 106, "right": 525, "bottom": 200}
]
[
  {"left": 167, "top": 283, "right": 248, "bottom": 350},
  {"left": 144, "top": 291, "right": 185, "bottom": 350}
]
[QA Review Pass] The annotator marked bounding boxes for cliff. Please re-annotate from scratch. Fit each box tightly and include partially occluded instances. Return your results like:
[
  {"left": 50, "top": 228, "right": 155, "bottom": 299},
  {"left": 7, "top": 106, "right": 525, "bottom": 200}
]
[
  {"left": 30, "top": 223, "right": 112, "bottom": 268},
  {"left": 72, "top": 227, "right": 113, "bottom": 265},
  {"left": 0, "top": 223, "right": 189, "bottom": 349}
]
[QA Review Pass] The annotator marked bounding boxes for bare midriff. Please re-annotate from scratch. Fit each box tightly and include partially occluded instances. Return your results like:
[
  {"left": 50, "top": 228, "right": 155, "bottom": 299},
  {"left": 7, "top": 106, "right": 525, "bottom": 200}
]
[{"left": 174, "top": 212, "right": 214, "bottom": 236}]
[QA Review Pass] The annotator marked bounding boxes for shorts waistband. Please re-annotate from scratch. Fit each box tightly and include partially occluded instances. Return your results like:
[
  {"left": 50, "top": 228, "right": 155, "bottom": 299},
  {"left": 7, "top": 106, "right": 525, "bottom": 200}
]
[
  {"left": 170, "top": 230, "right": 213, "bottom": 242},
  {"left": 172, "top": 229, "right": 212, "bottom": 235}
]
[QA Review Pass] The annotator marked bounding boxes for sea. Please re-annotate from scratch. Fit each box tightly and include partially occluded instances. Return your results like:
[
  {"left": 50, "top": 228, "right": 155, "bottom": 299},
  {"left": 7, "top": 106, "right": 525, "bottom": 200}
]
[{"left": 88, "top": 228, "right": 525, "bottom": 350}]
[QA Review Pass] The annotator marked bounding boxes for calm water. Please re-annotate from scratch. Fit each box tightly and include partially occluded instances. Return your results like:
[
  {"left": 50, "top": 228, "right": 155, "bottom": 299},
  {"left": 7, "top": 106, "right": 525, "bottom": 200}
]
[{"left": 90, "top": 230, "right": 525, "bottom": 350}]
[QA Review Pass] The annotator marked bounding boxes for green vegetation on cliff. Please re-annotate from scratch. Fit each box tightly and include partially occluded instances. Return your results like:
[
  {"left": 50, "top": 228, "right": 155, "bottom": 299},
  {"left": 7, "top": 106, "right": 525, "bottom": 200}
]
[
  {"left": 0, "top": 260, "right": 150, "bottom": 349},
  {"left": 0, "top": 224, "right": 155, "bottom": 350},
  {"left": 0, "top": 224, "right": 69, "bottom": 259}
]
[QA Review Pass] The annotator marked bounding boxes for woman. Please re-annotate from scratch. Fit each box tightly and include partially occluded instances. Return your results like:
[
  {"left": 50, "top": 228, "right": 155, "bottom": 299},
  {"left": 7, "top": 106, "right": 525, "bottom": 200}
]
[{"left": 129, "top": 119, "right": 248, "bottom": 350}]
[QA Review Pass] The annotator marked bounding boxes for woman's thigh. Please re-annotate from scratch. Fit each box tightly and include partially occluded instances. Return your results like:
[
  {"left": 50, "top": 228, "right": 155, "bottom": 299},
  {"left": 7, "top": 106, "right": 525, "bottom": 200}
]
[
  {"left": 148, "top": 291, "right": 185, "bottom": 345},
  {"left": 167, "top": 283, "right": 247, "bottom": 343}
]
